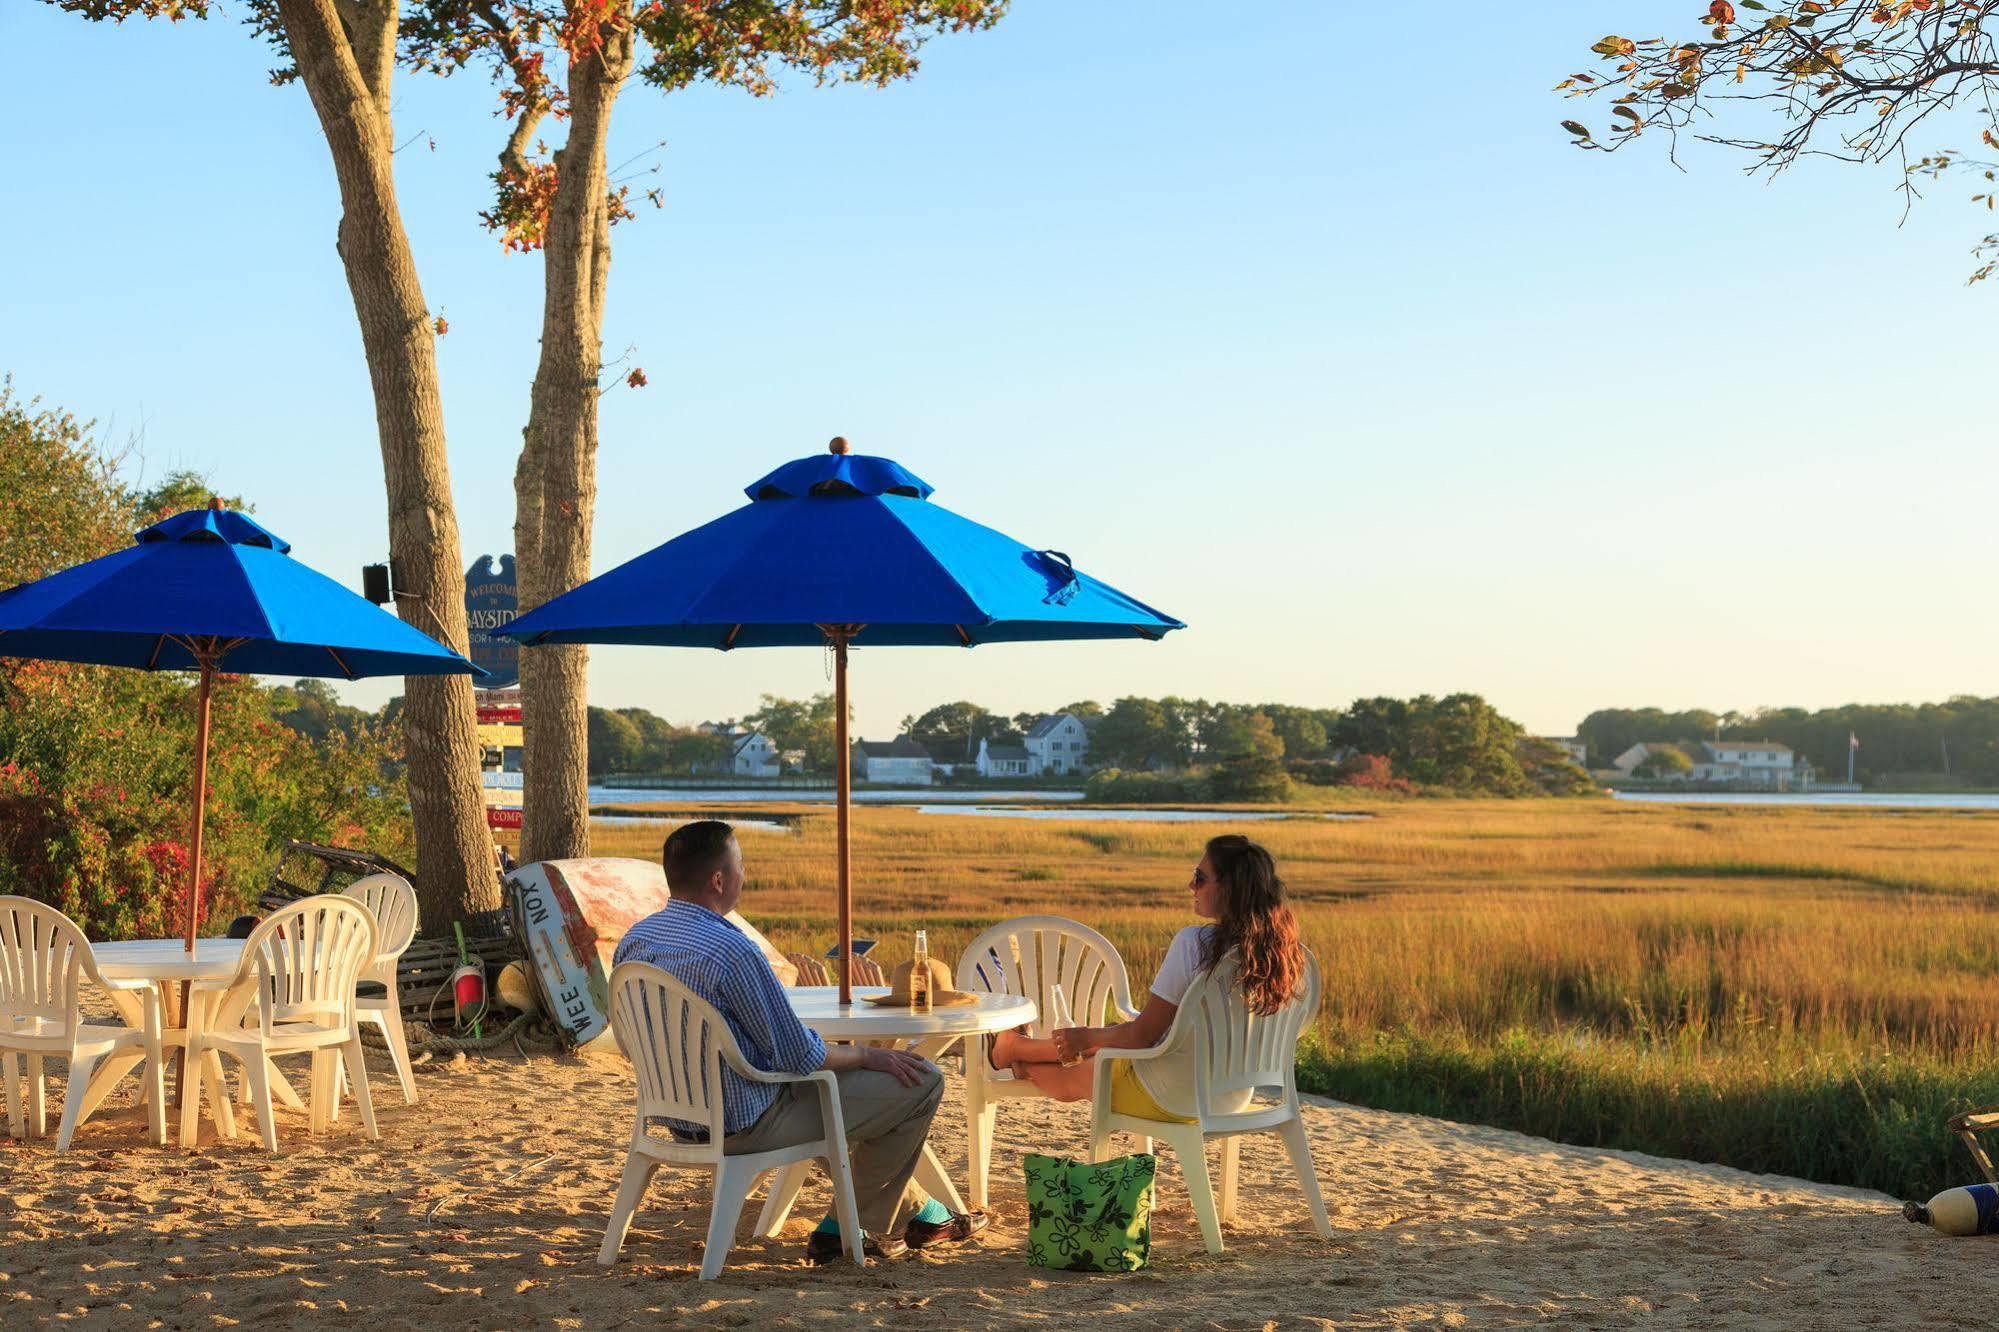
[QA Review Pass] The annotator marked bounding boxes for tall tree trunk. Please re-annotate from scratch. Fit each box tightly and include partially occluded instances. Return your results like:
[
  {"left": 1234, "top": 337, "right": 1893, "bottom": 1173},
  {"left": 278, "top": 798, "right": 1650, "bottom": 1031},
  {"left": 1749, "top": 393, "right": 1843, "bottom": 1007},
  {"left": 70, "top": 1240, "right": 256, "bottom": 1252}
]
[
  {"left": 277, "top": 0, "right": 497, "bottom": 928},
  {"left": 516, "top": 15, "right": 635, "bottom": 865}
]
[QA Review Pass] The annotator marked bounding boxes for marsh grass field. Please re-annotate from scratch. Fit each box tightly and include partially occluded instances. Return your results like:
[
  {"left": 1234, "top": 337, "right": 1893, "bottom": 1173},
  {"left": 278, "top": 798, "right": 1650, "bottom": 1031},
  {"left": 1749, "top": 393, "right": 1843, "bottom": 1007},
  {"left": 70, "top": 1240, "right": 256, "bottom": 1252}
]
[{"left": 528, "top": 797, "right": 1999, "bottom": 1200}]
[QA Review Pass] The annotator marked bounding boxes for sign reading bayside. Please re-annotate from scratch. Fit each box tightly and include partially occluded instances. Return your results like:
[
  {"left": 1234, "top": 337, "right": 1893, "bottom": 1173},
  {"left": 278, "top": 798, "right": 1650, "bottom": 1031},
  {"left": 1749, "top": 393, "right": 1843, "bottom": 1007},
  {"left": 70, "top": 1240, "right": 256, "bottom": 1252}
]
[{"left": 465, "top": 554, "right": 519, "bottom": 688}]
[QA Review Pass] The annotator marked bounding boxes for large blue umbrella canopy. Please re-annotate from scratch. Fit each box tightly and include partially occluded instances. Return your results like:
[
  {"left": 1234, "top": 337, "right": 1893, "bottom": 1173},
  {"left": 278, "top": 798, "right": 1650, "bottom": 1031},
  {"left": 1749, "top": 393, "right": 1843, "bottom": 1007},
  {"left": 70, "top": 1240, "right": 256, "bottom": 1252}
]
[
  {"left": 0, "top": 505, "right": 480, "bottom": 679},
  {"left": 502, "top": 440, "right": 1182, "bottom": 999},
  {"left": 501, "top": 446, "right": 1184, "bottom": 648},
  {"left": 0, "top": 503, "right": 477, "bottom": 950}
]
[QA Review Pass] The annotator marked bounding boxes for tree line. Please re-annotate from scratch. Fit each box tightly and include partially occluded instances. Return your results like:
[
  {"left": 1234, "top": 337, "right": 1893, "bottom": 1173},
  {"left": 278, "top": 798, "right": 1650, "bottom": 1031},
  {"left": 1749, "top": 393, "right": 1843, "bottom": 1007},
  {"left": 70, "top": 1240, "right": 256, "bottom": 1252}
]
[
  {"left": 585, "top": 690, "right": 1595, "bottom": 799},
  {"left": 1577, "top": 701, "right": 1999, "bottom": 789}
]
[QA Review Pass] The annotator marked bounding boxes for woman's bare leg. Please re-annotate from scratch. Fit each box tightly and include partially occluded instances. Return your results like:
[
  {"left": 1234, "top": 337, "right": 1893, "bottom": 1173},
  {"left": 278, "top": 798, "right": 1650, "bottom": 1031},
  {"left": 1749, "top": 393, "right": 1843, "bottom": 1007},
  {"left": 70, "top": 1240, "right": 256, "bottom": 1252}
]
[
  {"left": 989, "top": 1029, "right": 1060, "bottom": 1068},
  {"left": 1013, "top": 1056, "right": 1097, "bottom": 1102}
]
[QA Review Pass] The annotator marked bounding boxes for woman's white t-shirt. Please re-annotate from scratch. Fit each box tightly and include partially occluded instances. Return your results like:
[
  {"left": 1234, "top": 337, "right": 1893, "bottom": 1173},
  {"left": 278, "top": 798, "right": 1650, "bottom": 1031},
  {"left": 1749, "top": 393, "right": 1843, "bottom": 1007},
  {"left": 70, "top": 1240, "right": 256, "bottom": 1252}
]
[{"left": 1134, "top": 925, "right": 1252, "bottom": 1115}]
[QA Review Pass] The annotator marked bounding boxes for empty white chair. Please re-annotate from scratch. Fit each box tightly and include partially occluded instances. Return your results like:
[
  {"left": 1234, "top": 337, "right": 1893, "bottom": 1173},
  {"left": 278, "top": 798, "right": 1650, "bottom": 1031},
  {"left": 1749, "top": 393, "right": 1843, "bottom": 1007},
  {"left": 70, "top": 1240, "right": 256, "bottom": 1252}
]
[
  {"left": 184, "top": 895, "right": 379, "bottom": 1154},
  {"left": 957, "top": 915, "right": 1140, "bottom": 1208},
  {"left": 1087, "top": 951, "right": 1331, "bottom": 1254},
  {"left": 597, "top": 961, "right": 861, "bottom": 1278},
  {"left": 0, "top": 897, "right": 165, "bottom": 1150},
  {"left": 343, "top": 872, "right": 420, "bottom": 1105}
]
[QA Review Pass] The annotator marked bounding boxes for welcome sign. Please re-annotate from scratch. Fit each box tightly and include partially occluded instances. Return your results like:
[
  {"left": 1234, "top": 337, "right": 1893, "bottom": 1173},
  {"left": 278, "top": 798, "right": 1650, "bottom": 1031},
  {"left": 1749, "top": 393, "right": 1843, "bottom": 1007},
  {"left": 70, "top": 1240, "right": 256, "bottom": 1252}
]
[{"left": 465, "top": 554, "right": 520, "bottom": 688}]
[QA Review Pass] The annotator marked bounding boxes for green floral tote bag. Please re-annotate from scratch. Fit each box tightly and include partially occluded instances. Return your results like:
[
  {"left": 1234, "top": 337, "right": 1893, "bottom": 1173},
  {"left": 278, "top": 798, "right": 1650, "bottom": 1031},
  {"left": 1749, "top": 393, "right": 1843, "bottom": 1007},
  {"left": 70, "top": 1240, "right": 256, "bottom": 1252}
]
[{"left": 1021, "top": 1152, "right": 1156, "bottom": 1272}]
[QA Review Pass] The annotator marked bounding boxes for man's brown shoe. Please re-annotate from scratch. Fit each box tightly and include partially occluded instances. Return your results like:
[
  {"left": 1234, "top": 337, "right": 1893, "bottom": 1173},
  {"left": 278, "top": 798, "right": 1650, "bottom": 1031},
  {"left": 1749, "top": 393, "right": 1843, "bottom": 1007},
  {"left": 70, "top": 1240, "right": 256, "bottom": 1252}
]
[
  {"left": 904, "top": 1209, "right": 991, "bottom": 1250},
  {"left": 805, "top": 1230, "right": 906, "bottom": 1266}
]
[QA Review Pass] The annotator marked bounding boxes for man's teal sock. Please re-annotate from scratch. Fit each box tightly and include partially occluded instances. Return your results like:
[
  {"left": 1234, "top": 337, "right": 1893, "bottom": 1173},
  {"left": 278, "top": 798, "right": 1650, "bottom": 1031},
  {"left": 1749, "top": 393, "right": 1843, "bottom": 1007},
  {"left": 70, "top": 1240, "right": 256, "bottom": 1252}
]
[{"left": 816, "top": 1198, "right": 949, "bottom": 1237}]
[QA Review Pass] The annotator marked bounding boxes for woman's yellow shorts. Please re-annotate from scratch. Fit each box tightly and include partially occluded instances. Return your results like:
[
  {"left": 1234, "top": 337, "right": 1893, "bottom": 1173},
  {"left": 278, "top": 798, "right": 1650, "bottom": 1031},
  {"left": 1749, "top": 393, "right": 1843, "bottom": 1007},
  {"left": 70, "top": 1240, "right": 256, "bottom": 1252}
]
[{"left": 1107, "top": 1059, "right": 1196, "bottom": 1124}]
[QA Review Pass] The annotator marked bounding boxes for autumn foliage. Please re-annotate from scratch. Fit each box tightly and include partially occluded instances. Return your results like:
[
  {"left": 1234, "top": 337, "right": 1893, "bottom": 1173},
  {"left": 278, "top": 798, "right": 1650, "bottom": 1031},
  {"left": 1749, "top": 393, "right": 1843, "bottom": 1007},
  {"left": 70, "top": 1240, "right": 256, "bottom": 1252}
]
[{"left": 0, "top": 383, "right": 413, "bottom": 939}]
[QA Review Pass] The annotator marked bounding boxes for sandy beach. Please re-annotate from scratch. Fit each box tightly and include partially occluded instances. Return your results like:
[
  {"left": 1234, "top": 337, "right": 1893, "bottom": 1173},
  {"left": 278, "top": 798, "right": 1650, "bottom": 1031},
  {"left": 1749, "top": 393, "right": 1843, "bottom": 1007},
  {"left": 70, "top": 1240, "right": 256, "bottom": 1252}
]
[{"left": 1, "top": 1041, "right": 1991, "bottom": 1330}]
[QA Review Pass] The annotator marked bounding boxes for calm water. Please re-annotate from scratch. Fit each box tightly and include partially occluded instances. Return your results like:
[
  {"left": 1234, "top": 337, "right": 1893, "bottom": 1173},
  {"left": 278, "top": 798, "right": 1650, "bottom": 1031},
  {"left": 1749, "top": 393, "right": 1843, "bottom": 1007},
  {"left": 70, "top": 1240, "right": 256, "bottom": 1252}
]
[
  {"left": 587, "top": 785, "right": 1084, "bottom": 806},
  {"left": 915, "top": 806, "right": 1371, "bottom": 823},
  {"left": 1613, "top": 791, "right": 1999, "bottom": 811}
]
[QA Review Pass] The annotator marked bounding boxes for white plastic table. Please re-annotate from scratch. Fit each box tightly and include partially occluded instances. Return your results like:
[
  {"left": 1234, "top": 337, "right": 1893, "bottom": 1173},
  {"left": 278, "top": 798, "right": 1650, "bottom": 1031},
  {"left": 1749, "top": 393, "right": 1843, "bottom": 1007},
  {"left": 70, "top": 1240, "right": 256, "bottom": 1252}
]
[
  {"left": 753, "top": 986, "right": 1036, "bottom": 1233},
  {"left": 80, "top": 939, "right": 303, "bottom": 1145}
]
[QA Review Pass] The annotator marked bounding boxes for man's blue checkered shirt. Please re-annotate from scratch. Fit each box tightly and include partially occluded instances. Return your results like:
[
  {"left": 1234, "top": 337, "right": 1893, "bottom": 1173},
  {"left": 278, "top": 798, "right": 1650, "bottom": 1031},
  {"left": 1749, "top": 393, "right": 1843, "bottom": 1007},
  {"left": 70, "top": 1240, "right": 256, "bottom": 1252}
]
[{"left": 611, "top": 900, "right": 826, "bottom": 1137}]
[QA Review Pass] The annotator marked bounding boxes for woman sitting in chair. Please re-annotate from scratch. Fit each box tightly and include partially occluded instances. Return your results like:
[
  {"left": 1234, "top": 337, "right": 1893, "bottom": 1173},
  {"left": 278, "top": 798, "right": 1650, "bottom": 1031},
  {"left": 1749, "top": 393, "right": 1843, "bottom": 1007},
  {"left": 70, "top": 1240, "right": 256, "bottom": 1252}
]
[{"left": 986, "top": 833, "right": 1306, "bottom": 1119}]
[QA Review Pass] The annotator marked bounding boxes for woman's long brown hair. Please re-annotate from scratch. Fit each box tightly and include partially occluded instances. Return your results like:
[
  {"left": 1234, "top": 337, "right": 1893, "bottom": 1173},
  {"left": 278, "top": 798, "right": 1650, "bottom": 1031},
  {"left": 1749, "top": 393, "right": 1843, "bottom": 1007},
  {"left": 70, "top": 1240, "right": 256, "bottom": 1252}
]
[{"left": 1197, "top": 834, "right": 1306, "bottom": 1015}]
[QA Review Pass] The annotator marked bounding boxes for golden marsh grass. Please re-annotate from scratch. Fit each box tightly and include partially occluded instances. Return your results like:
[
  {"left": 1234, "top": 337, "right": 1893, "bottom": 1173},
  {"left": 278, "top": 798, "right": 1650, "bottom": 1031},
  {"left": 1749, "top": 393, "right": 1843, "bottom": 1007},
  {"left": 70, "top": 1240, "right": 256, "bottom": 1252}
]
[{"left": 524, "top": 798, "right": 1999, "bottom": 1195}]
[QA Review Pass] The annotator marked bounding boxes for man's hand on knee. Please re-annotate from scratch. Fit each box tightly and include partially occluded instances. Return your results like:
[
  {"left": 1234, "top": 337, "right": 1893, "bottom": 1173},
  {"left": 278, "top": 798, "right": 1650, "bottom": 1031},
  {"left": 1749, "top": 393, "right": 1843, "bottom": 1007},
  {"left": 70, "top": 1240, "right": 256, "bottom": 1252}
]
[{"left": 823, "top": 1043, "right": 935, "bottom": 1087}]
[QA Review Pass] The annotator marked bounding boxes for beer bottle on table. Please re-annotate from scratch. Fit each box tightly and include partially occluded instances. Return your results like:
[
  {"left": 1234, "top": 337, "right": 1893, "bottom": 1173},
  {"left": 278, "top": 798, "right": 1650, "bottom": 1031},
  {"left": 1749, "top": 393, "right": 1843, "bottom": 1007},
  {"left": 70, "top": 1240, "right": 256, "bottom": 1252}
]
[{"left": 910, "top": 930, "right": 932, "bottom": 1013}]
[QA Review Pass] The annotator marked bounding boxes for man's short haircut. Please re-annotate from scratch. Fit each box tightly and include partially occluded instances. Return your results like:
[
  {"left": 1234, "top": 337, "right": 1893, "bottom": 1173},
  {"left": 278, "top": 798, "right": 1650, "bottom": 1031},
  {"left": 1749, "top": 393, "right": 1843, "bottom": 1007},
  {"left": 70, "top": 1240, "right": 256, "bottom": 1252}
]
[{"left": 663, "top": 819, "right": 736, "bottom": 893}]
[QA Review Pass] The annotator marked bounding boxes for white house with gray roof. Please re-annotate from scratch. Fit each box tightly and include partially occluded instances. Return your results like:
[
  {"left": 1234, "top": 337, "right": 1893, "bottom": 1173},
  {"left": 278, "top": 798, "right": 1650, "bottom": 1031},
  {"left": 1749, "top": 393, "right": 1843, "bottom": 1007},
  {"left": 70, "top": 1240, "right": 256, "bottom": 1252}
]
[
  {"left": 1613, "top": 740, "right": 1800, "bottom": 789},
  {"left": 1023, "top": 713, "right": 1092, "bottom": 776}
]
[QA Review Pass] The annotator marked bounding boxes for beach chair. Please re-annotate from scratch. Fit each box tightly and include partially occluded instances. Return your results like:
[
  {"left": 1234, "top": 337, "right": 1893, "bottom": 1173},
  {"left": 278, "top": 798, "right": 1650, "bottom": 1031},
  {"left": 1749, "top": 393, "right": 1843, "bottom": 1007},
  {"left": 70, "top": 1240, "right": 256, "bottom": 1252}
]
[
  {"left": 184, "top": 895, "right": 379, "bottom": 1153},
  {"left": 343, "top": 872, "right": 420, "bottom": 1105},
  {"left": 0, "top": 897, "right": 165, "bottom": 1150},
  {"left": 597, "top": 961, "right": 862, "bottom": 1278},
  {"left": 784, "top": 951, "right": 886, "bottom": 987},
  {"left": 1086, "top": 951, "right": 1331, "bottom": 1254},
  {"left": 957, "top": 916, "right": 1140, "bottom": 1209}
]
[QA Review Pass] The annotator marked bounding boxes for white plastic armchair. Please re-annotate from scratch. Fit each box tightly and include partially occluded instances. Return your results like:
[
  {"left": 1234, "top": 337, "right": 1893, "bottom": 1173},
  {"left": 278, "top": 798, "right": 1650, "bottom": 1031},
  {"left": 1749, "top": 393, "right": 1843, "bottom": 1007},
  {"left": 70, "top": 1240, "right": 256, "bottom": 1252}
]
[
  {"left": 0, "top": 897, "right": 165, "bottom": 1150},
  {"left": 598, "top": 961, "right": 861, "bottom": 1279},
  {"left": 343, "top": 872, "right": 420, "bottom": 1105},
  {"left": 1087, "top": 951, "right": 1331, "bottom": 1254},
  {"left": 957, "top": 915, "right": 1139, "bottom": 1208},
  {"left": 184, "top": 895, "right": 379, "bottom": 1154}
]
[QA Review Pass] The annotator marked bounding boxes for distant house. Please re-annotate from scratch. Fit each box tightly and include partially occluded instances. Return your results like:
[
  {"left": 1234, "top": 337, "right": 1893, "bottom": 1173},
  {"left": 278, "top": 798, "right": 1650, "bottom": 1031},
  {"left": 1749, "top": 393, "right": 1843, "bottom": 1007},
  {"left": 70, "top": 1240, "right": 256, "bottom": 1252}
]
[
  {"left": 1690, "top": 741, "right": 1797, "bottom": 787},
  {"left": 1024, "top": 713, "right": 1092, "bottom": 776},
  {"left": 699, "top": 729, "right": 781, "bottom": 778},
  {"left": 1613, "top": 740, "right": 1800, "bottom": 789},
  {"left": 976, "top": 737, "right": 1033, "bottom": 778},
  {"left": 855, "top": 736, "right": 935, "bottom": 786},
  {"left": 1540, "top": 736, "right": 1588, "bottom": 768}
]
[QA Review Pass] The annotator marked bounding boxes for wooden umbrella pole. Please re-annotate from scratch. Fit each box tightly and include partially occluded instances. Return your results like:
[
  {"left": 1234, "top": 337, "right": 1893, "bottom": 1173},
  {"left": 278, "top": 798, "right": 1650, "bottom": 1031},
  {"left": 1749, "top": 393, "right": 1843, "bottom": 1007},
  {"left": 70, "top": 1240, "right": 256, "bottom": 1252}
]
[
  {"left": 185, "top": 654, "right": 215, "bottom": 953},
  {"left": 174, "top": 647, "right": 217, "bottom": 1111},
  {"left": 832, "top": 630, "right": 853, "bottom": 1006}
]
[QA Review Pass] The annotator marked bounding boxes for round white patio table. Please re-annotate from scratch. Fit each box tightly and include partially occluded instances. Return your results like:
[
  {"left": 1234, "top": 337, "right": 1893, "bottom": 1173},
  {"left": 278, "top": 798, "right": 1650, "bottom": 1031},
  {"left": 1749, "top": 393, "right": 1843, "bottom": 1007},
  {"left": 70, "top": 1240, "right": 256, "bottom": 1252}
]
[
  {"left": 79, "top": 939, "right": 303, "bottom": 1146},
  {"left": 751, "top": 986, "right": 1035, "bottom": 1234}
]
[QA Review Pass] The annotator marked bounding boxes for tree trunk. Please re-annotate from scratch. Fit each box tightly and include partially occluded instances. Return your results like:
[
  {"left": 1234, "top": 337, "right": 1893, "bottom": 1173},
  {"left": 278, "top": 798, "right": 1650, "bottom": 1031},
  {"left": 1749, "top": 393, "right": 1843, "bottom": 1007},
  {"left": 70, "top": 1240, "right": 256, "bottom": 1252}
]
[
  {"left": 516, "top": 14, "right": 636, "bottom": 865},
  {"left": 277, "top": 0, "right": 498, "bottom": 929}
]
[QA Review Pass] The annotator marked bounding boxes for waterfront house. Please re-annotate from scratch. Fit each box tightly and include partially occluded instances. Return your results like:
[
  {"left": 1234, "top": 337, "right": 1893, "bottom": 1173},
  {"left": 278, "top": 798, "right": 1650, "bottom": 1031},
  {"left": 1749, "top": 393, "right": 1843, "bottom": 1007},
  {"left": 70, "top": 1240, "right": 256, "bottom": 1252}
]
[
  {"left": 1613, "top": 739, "right": 1799, "bottom": 789},
  {"left": 975, "top": 737, "right": 1033, "bottom": 778},
  {"left": 696, "top": 729, "right": 782, "bottom": 778},
  {"left": 855, "top": 736, "right": 935, "bottom": 785},
  {"left": 1024, "top": 712, "right": 1092, "bottom": 776}
]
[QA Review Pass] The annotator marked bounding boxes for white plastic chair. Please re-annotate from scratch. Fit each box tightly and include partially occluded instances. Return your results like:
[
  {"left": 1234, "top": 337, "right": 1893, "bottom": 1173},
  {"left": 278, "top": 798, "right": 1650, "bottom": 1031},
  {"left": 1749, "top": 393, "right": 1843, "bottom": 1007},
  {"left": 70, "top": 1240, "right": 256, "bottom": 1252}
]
[
  {"left": 0, "top": 897, "right": 165, "bottom": 1150},
  {"left": 1087, "top": 951, "right": 1331, "bottom": 1254},
  {"left": 343, "top": 873, "right": 420, "bottom": 1105},
  {"left": 597, "top": 961, "right": 862, "bottom": 1279},
  {"left": 184, "top": 895, "right": 379, "bottom": 1154},
  {"left": 957, "top": 915, "right": 1140, "bottom": 1208}
]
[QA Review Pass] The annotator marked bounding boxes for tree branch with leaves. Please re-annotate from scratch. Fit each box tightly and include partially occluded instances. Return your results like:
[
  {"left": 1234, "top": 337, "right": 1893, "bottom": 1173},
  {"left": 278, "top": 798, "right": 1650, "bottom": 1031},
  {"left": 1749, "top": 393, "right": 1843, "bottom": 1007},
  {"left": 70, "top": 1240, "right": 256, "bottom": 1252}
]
[{"left": 1561, "top": 1, "right": 1999, "bottom": 278}]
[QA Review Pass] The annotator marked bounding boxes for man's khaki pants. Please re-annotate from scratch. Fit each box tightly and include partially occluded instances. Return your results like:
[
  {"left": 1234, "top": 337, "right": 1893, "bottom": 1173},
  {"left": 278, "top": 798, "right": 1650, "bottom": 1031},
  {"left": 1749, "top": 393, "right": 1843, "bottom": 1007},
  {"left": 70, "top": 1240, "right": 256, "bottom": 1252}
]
[{"left": 725, "top": 1064, "right": 944, "bottom": 1235}]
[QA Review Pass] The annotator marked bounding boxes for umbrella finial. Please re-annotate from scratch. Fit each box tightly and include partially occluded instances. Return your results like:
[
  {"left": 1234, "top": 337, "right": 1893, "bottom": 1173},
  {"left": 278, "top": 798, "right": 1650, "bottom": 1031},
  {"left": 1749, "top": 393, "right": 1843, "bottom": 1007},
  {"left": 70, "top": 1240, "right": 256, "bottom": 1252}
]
[
  {"left": 828, "top": 436, "right": 850, "bottom": 456},
  {"left": 208, "top": 496, "right": 224, "bottom": 511}
]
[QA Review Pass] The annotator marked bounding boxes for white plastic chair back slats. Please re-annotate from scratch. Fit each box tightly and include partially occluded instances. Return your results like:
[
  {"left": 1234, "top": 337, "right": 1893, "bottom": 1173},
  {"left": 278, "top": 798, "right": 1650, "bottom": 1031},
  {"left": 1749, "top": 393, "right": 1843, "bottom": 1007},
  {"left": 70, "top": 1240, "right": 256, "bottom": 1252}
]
[
  {"left": 0, "top": 898, "right": 93, "bottom": 1049},
  {"left": 1176, "top": 953, "right": 1322, "bottom": 1119},
  {"left": 608, "top": 964, "right": 728, "bottom": 1147},
  {"left": 959, "top": 916, "right": 1135, "bottom": 1030},
  {"left": 343, "top": 873, "right": 418, "bottom": 986},
  {"left": 1087, "top": 947, "right": 1331, "bottom": 1253},
  {"left": 222, "top": 897, "right": 378, "bottom": 1034}
]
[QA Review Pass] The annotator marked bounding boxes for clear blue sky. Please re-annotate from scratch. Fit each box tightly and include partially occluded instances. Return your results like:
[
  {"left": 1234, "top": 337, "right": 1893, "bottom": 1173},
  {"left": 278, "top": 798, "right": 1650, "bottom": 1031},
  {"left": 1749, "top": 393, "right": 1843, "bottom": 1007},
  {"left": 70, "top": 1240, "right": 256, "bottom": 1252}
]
[{"left": 4, "top": 2, "right": 1989, "bottom": 740}]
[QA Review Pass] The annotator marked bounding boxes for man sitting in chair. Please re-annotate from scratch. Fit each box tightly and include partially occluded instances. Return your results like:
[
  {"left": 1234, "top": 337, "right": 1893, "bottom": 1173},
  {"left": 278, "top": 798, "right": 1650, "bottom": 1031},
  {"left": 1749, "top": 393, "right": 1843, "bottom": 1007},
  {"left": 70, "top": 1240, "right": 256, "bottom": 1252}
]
[{"left": 612, "top": 819, "right": 988, "bottom": 1264}]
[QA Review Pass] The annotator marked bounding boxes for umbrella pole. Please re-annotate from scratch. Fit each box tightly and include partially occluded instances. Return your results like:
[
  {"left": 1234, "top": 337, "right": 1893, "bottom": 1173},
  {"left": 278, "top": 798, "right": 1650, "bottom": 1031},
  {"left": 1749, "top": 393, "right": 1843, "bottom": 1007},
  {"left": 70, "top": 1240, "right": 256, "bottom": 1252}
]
[
  {"left": 174, "top": 652, "right": 216, "bottom": 1110},
  {"left": 832, "top": 631, "right": 853, "bottom": 1006}
]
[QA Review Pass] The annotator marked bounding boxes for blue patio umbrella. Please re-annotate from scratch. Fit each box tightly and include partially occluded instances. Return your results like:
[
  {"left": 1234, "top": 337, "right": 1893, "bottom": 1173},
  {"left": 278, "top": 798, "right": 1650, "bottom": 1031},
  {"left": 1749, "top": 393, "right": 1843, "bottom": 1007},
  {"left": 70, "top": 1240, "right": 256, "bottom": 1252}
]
[
  {"left": 502, "top": 438, "right": 1183, "bottom": 1001},
  {"left": 0, "top": 501, "right": 479, "bottom": 952}
]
